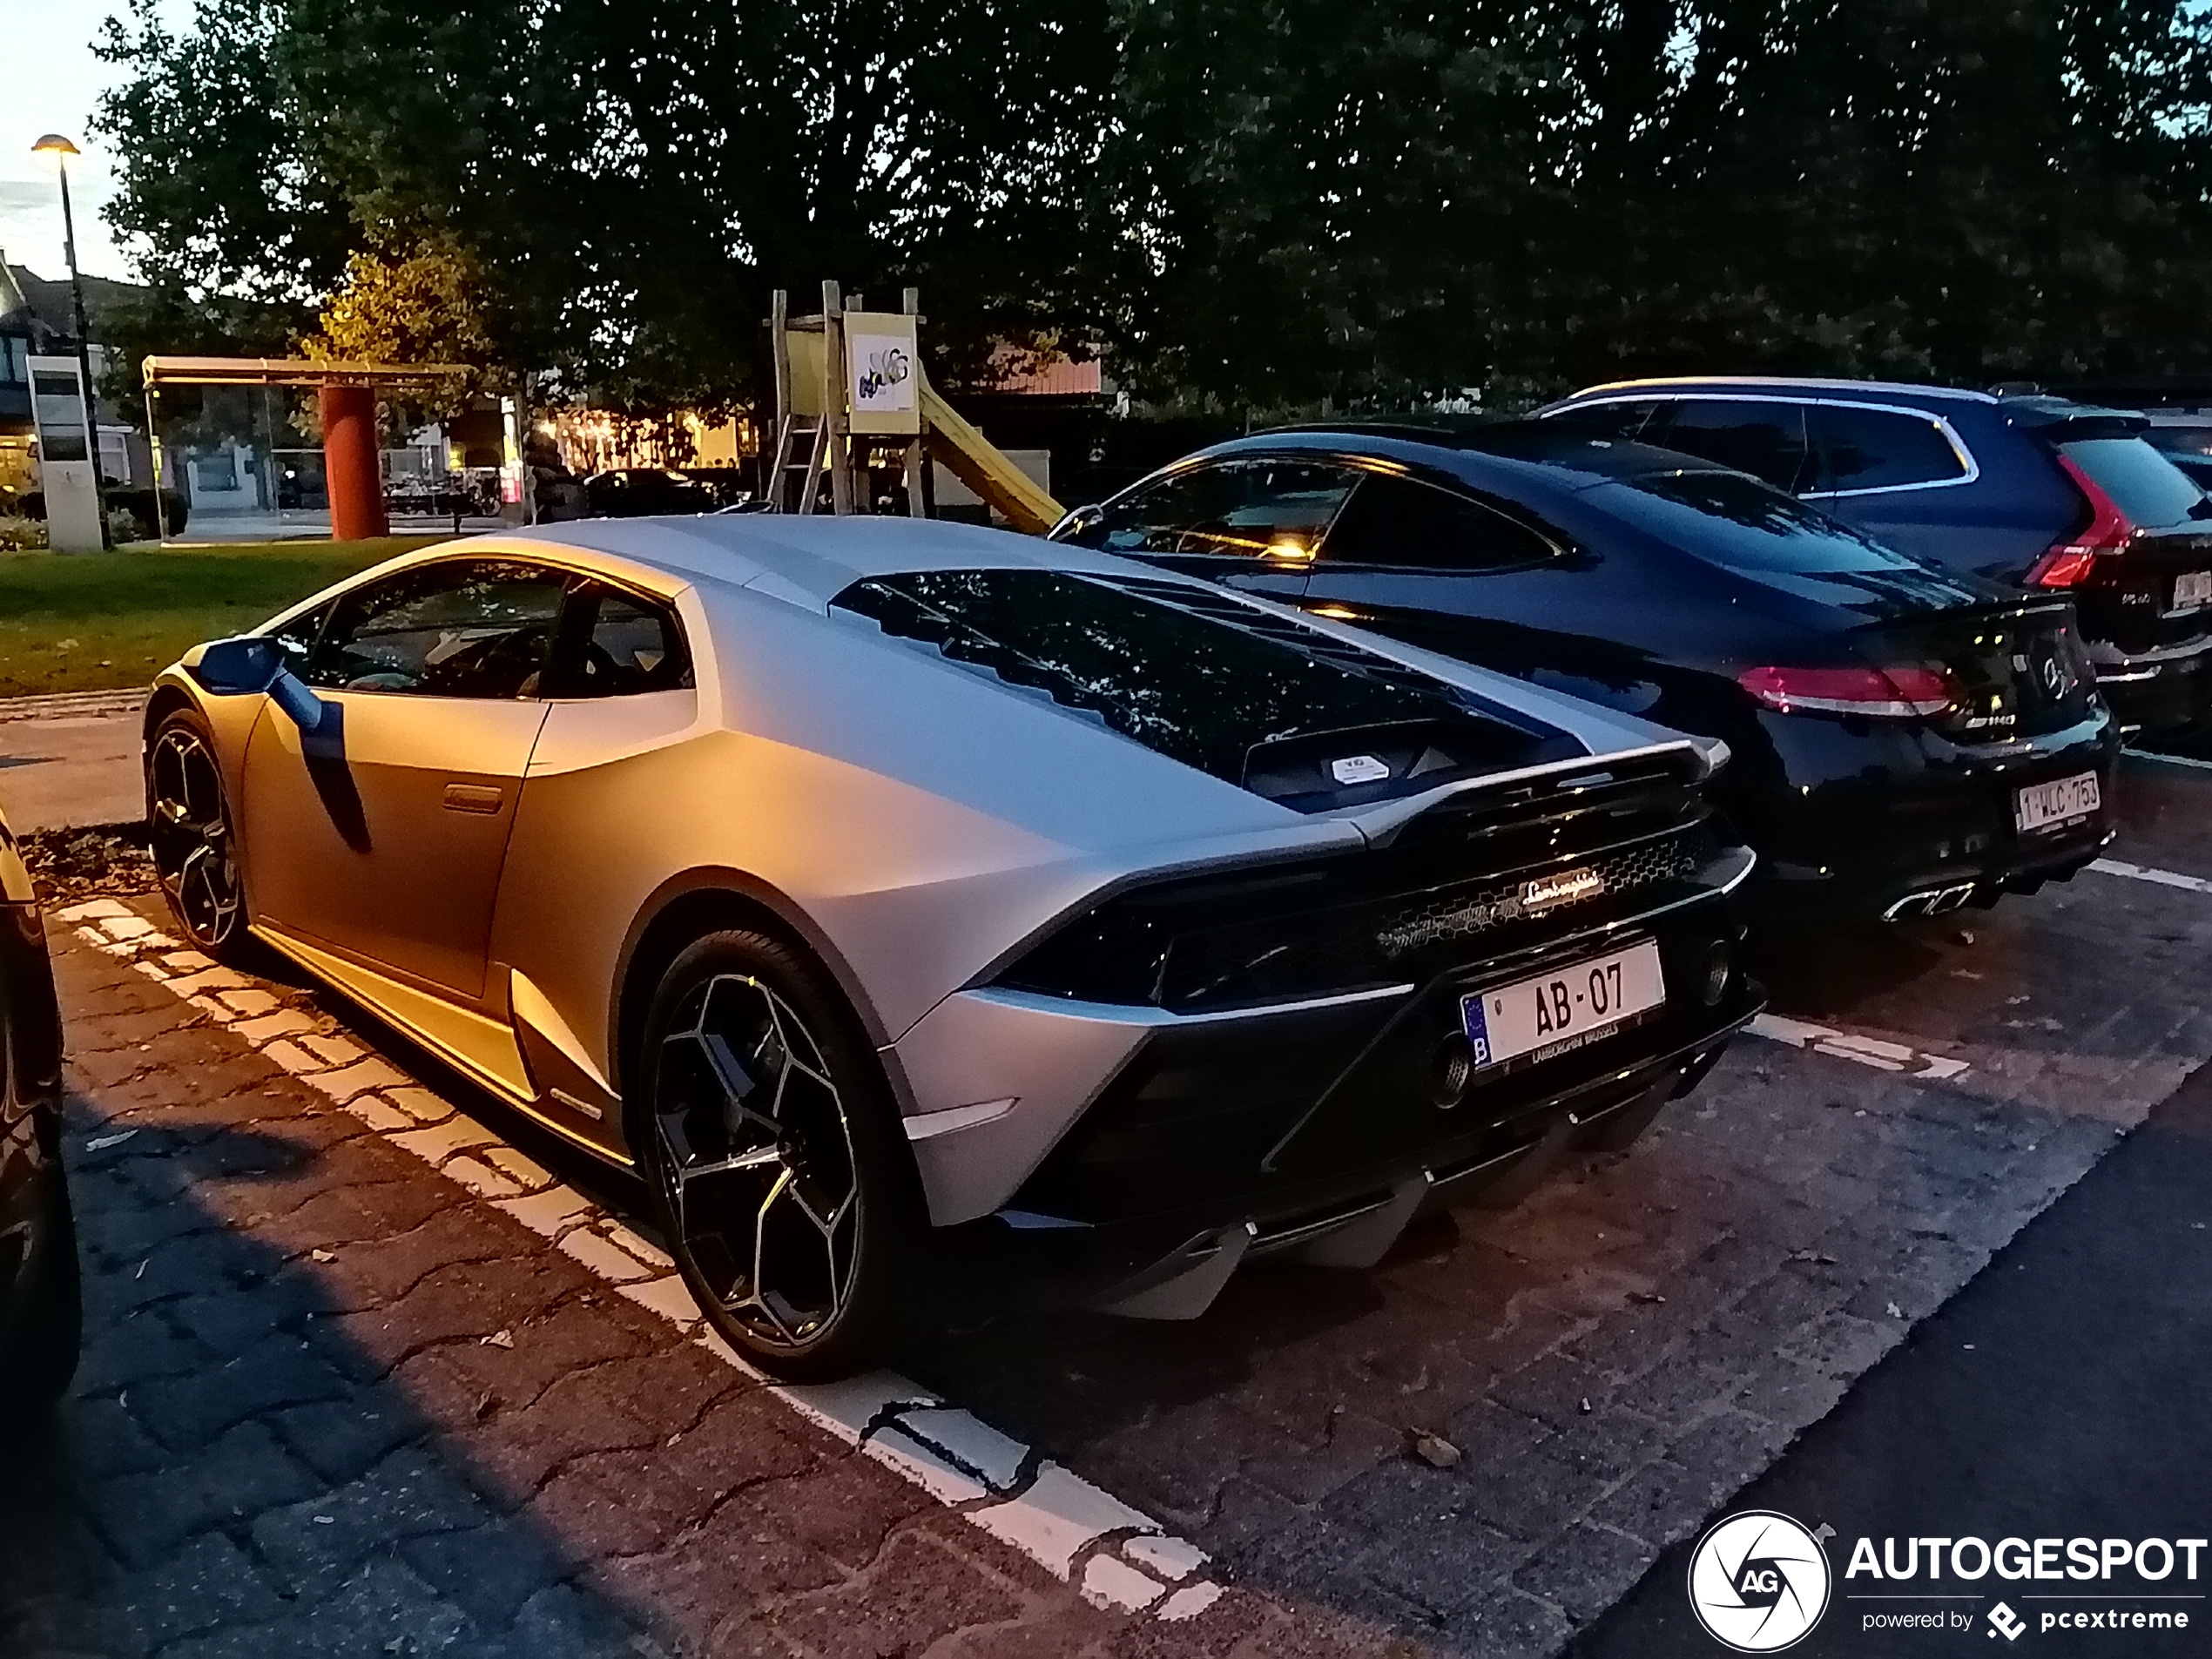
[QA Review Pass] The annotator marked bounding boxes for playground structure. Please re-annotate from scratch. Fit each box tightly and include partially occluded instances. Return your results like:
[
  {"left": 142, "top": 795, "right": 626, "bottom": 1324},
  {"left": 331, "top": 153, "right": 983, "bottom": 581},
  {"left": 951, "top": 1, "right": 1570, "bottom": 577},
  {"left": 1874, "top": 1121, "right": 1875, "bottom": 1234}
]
[
  {"left": 141, "top": 356, "right": 475, "bottom": 542},
  {"left": 766, "top": 282, "right": 1066, "bottom": 534},
  {"left": 138, "top": 293, "right": 1069, "bottom": 543}
]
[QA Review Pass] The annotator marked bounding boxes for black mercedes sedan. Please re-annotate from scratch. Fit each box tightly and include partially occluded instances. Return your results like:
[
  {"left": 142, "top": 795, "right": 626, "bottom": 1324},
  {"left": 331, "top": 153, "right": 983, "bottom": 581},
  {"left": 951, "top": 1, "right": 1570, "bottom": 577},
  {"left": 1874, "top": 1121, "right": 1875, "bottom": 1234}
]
[
  {"left": 0, "top": 809, "right": 77, "bottom": 1413},
  {"left": 1049, "top": 424, "right": 2121, "bottom": 921}
]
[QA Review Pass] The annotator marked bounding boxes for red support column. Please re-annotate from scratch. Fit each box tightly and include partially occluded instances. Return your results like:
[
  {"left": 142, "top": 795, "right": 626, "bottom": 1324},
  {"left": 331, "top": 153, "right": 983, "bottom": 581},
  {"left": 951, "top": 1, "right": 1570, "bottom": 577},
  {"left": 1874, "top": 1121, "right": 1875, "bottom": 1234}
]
[{"left": 320, "top": 384, "right": 388, "bottom": 542}]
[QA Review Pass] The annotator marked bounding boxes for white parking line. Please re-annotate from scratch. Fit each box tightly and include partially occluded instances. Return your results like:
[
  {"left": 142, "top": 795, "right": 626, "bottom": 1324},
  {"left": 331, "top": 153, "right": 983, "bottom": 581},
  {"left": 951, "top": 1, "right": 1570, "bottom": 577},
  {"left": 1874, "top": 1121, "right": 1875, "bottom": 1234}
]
[
  {"left": 2087, "top": 857, "right": 2212, "bottom": 896},
  {"left": 2123, "top": 749, "right": 2212, "bottom": 772},
  {"left": 57, "top": 900, "right": 1224, "bottom": 1622},
  {"left": 1746, "top": 1012, "right": 1972, "bottom": 1080}
]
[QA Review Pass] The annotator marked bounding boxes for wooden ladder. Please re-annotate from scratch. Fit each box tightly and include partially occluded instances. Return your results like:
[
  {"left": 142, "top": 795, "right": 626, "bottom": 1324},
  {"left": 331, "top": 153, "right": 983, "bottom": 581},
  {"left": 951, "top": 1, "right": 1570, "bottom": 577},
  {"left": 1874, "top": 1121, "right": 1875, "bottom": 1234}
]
[{"left": 767, "top": 282, "right": 849, "bottom": 515}]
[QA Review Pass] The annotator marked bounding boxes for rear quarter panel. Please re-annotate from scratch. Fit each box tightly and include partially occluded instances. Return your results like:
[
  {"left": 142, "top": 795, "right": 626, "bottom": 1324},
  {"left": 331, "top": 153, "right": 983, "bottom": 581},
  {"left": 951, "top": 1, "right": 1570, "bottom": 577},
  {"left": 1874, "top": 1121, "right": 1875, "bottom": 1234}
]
[
  {"left": 1819, "top": 405, "right": 2075, "bottom": 582},
  {"left": 485, "top": 583, "right": 1354, "bottom": 1104}
]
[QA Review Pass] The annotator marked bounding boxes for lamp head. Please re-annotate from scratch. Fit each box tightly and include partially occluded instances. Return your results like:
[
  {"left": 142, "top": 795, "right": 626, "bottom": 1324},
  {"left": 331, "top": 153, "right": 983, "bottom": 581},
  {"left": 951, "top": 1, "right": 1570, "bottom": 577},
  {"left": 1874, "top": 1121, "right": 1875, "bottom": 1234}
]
[{"left": 31, "top": 135, "right": 81, "bottom": 158}]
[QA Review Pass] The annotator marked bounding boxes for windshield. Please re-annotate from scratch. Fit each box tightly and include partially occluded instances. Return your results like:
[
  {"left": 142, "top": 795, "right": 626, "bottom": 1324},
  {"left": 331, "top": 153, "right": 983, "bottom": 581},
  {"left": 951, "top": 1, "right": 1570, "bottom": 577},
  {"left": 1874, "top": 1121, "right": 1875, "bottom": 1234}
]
[{"left": 2057, "top": 437, "right": 2206, "bottom": 530}]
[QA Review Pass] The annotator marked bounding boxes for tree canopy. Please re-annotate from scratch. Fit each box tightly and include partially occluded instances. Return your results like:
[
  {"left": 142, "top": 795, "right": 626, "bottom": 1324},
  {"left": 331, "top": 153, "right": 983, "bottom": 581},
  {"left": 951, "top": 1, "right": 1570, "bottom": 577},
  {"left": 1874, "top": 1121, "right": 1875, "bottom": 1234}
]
[
  {"left": 91, "top": 0, "right": 2212, "bottom": 416},
  {"left": 95, "top": 0, "right": 1113, "bottom": 408},
  {"left": 1109, "top": 0, "right": 2212, "bottom": 408}
]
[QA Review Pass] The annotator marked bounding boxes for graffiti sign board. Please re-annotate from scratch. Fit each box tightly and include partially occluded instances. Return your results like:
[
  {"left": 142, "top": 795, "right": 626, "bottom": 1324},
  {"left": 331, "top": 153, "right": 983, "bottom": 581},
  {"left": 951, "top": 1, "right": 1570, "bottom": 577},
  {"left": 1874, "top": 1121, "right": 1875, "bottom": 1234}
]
[{"left": 844, "top": 312, "right": 921, "bottom": 435}]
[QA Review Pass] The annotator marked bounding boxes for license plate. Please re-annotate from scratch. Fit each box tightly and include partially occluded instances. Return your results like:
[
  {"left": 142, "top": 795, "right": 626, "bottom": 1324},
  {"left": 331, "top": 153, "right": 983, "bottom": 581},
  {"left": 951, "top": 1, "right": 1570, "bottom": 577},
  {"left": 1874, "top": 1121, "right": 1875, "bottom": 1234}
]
[
  {"left": 1460, "top": 940, "right": 1666, "bottom": 1072},
  {"left": 2013, "top": 770, "right": 2101, "bottom": 834},
  {"left": 2173, "top": 570, "right": 2212, "bottom": 613}
]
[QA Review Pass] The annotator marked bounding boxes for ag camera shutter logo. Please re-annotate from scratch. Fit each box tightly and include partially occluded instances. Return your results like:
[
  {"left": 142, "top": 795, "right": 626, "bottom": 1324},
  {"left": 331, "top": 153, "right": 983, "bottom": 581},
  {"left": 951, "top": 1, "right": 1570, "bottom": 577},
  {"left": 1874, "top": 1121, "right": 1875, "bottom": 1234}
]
[{"left": 1686, "top": 1510, "right": 1831, "bottom": 1652}]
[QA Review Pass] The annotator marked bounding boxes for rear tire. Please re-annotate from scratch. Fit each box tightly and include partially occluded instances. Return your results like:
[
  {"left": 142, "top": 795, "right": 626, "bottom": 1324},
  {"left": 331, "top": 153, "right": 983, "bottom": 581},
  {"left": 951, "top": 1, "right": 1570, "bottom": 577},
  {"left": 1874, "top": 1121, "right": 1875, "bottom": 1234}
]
[
  {"left": 634, "top": 930, "right": 922, "bottom": 1380},
  {"left": 146, "top": 708, "right": 251, "bottom": 963}
]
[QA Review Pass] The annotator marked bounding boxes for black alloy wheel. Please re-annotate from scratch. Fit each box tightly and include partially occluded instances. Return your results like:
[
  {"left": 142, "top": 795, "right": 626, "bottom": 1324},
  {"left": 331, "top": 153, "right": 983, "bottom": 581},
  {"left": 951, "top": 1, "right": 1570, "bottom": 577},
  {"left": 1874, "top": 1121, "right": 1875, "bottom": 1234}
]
[
  {"left": 147, "top": 711, "right": 246, "bottom": 960},
  {"left": 637, "top": 931, "right": 920, "bottom": 1379}
]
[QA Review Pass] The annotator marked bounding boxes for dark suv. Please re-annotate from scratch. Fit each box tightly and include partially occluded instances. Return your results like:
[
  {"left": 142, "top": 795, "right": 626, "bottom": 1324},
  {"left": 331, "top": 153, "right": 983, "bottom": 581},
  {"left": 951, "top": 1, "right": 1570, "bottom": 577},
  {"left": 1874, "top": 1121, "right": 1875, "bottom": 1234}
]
[{"left": 1538, "top": 380, "right": 2212, "bottom": 738}]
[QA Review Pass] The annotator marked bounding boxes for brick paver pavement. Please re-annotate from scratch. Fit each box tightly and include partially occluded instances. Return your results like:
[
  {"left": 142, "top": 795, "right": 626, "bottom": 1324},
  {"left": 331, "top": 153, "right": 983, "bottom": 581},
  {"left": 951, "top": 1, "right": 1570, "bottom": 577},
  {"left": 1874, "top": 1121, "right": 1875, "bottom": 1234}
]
[
  {"left": 13, "top": 752, "right": 2212, "bottom": 1656},
  {"left": 3, "top": 908, "right": 1387, "bottom": 1658}
]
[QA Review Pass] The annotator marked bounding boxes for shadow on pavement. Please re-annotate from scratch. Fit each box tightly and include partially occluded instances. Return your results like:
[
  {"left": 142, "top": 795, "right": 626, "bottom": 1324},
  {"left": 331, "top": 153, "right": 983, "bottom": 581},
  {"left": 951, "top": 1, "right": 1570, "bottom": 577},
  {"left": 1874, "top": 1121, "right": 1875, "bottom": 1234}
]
[{"left": 0, "top": 1109, "right": 655, "bottom": 1658}]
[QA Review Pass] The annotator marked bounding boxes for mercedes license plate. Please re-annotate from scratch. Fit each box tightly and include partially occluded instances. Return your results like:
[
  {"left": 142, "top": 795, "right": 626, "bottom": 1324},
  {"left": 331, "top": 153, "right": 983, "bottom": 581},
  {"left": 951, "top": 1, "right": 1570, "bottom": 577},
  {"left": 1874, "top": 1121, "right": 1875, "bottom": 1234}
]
[
  {"left": 1460, "top": 940, "right": 1666, "bottom": 1073},
  {"left": 2173, "top": 570, "right": 2212, "bottom": 613},
  {"left": 2013, "top": 771, "right": 2101, "bottom": 834}
]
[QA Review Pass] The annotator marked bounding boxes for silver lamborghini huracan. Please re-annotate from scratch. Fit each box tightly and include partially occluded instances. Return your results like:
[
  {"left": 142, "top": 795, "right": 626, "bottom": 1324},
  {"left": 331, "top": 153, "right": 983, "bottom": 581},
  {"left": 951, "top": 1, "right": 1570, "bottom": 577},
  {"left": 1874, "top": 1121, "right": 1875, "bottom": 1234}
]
[{"left": 144, "top": 516, "right": 1761, "bottom": 1377}]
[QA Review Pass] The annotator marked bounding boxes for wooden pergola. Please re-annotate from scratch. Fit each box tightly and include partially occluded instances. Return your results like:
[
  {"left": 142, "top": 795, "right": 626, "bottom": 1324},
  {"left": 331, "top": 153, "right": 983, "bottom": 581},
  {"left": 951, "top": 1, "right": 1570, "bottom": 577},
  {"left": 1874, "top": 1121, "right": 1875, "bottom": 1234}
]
[{"left": 142, "top": 355, "right": 471, "bottom": 541}]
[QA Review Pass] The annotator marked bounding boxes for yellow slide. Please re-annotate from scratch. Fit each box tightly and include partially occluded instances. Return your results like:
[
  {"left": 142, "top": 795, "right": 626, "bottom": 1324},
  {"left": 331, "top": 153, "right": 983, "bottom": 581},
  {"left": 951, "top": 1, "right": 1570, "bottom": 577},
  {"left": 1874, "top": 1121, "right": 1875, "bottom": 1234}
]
[{"left": 917, "top": 368, "right": 1067, "bottom": 536}]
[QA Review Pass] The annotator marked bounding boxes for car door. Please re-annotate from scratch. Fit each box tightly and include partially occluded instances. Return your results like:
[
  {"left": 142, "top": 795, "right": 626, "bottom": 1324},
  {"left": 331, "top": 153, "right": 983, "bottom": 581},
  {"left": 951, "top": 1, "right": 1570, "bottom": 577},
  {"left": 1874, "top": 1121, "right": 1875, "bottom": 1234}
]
[
  {"left": 1296, "top": 469, "right": 1662, "bottom": 706},
  {"left": 1086, "top": 455, "right": 1363, "bottom": 597},
  {"left": 239, "top": 556, "right": 568, "bottom": 1003},
  {"left": 489, "top": 578, "right": 700, "bottom": 1151}
]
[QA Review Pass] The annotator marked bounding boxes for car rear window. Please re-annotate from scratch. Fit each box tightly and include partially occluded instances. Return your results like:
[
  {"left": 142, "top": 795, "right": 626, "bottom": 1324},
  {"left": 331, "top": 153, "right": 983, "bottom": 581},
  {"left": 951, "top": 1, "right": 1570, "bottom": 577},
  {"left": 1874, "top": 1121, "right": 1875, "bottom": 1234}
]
[
  {"left": 2143, "top": 424, "right": 2212, "bottom": 462},
  {"left": 1609, "top": 470, "right": 1937, "bottom": 573},
  {"left": 2056, "top": 437, "right": 2205, "bottom": 530},
  {"left": 831, "top": 569, "right": 1581, "bottom": 809}
]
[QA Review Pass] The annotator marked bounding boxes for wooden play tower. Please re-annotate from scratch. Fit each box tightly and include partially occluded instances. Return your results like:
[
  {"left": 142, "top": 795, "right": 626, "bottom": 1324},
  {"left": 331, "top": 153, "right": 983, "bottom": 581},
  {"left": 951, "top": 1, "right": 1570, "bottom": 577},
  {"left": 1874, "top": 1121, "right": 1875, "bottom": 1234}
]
[{"left": 765, "top": 282, "right": 1065, "bottom": 534}]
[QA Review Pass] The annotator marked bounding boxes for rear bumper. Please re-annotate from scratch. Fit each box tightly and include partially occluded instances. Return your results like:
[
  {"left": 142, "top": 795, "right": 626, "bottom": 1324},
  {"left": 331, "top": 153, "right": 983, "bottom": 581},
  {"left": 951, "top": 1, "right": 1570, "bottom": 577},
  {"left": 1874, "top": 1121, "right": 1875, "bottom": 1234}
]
[
  {"left": 2088, "top": 635, "right": 2212, "bottom": 738},
  {"left": 901, "top": 862, "right": 1759, "bottom": 1307},
  {"left": 1733, "top": 711, "right": 2121, "bottom": 920},
  {"left": 985, "top": 1000, "right": 1755, "bottom": 1309}
]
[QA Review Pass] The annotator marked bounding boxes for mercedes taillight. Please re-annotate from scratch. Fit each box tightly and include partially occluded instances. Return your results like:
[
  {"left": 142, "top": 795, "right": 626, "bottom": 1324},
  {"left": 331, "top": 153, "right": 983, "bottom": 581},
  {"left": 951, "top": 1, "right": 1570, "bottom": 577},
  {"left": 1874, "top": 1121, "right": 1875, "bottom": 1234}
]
[{"left": 1736, "top": 664, "right": 1958, "bottom": 718}]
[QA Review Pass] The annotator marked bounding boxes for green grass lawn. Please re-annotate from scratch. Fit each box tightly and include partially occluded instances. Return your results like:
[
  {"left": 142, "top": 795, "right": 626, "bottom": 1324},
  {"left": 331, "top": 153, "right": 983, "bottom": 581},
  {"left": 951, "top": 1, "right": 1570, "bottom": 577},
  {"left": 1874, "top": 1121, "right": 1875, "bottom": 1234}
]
[{"left": 0, "top": 537, "right": 452, "bottom": 698}]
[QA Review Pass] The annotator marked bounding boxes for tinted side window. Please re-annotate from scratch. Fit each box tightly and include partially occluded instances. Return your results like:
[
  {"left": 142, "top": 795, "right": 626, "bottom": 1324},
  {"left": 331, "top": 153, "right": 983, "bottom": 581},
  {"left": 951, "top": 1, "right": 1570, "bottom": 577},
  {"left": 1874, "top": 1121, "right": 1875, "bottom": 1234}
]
[
  {"left": 306, "top": 560, "right": 567, "bottom": 698},
  {"left": 1544, "top": 400, "right": 1666, "bottom": 442},
  {"left": 1320, "top": 474, "right": 1556, "bottom": 571},
  {"left": 1648, "top": 400, "right": 1813, "bottom": 491},
  {"left": 1814, "top": 406, "right": 1968, "bottom": 492},
  {"left": 1093, "top": 459, "right": 1359, "bottom": 559},
  {"left": 554, "top": 583, "right": 693, "bottom": 697}
]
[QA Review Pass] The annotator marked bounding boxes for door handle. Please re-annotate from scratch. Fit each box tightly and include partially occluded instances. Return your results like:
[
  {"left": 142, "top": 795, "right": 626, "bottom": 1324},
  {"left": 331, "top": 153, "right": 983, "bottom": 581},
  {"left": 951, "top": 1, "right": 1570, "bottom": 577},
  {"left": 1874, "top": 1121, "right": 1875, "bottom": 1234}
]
[{"left": 442, "top": 783, "right": 504, "bottom": 815}]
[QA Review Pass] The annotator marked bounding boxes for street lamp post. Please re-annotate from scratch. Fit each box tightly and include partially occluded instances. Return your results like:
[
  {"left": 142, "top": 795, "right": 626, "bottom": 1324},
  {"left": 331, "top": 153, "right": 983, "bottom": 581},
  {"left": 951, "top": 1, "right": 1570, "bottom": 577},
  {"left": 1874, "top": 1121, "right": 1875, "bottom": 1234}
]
[{"left": 30, "top": 134, "right": 109, "bottom": 548}]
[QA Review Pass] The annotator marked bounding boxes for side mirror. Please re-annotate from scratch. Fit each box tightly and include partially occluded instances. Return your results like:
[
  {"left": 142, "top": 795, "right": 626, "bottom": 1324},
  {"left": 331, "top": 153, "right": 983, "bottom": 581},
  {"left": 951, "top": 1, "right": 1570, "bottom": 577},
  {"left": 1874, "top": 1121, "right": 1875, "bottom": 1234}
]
[
  {"left": 186, "top": 635, "right": 330, "bottom": 736},
  {"left": 189, "top": 636, "right": 285, "bottom": 696}
]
